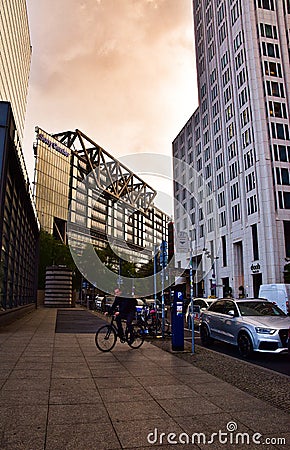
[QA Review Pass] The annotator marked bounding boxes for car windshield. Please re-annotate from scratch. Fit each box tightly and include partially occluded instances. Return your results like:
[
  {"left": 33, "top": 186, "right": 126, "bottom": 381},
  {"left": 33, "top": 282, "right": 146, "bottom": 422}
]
[{"left": 237, "top": 301, "right": 286, "bottom": 316}]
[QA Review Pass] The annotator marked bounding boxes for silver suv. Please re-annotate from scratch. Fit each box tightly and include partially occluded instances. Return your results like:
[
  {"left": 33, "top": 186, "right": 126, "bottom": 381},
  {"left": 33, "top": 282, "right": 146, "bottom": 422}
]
[{"left": 200, "top": 298, "right": 290, "bottom": 358}]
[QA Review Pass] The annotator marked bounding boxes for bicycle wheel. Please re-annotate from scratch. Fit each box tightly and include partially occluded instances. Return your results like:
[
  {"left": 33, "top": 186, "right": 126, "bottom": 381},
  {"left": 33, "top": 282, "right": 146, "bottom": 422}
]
[
  {"left": 95, "top": 325, "right": 117, "bottom": 352},
  {"left": 128, "top": 325, "right": 145, "bottom": 349}
]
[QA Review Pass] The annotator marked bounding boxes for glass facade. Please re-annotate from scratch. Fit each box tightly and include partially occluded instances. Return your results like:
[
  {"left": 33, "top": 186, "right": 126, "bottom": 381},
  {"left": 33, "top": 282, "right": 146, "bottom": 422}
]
[
  {"left": 34, "top": 128, "right": 169, "bottom": 285},
  {"left": 34, "top": 128, "right": 71, "bottom": 240},
  {"left": 0, "top": 102, "right": 39, "bottom": 309},
  {"left": 0, "top": 0, "right": 31, "bottom": 143}
]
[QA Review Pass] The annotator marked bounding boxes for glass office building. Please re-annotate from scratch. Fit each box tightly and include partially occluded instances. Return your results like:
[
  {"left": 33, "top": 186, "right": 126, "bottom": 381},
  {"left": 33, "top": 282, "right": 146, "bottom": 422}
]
[
  {"left": 0, "top": 0, "right": 31, "bottom": 144},
  {"left": 0, "top": 102, "right": 39, "bottom": 310},
  {"left": 34, "top": 128, "right": 169, "bottom": 295}
]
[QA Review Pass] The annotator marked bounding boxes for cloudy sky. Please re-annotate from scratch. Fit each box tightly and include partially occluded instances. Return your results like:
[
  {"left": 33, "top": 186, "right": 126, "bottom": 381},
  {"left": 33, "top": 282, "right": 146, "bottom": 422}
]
[{"left": 23, "top": 0, "right": 198, "bottom": 211}]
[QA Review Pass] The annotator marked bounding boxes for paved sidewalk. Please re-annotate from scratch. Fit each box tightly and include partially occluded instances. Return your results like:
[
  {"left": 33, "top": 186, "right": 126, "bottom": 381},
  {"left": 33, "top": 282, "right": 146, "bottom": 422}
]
[{"left": 0, "top": 308, "right": 289, "bottom": 450}]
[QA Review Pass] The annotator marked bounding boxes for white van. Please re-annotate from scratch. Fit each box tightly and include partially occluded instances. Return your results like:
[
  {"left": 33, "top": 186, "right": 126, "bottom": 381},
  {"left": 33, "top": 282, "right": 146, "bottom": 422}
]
[{"left": 259, "top": 284, "right": 290, "bottom": 315}]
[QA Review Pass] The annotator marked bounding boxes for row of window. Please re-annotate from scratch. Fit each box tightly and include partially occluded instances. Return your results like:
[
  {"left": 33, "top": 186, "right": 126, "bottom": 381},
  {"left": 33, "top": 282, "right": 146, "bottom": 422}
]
[{"left": 257, "top": 0, "right": 275, "bottom": 11}]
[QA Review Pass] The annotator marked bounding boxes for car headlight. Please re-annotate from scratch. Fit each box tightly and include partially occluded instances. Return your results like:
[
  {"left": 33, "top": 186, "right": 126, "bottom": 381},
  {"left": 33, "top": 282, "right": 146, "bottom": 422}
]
[{"left": 255, "top": 327, "right": 276, "bottom": 335}]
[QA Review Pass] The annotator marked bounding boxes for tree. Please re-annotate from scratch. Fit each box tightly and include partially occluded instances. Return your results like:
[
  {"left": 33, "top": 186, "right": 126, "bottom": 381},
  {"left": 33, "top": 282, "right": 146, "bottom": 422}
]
[{"left": 38, "top": 230, "right": 81, "bottom": 289}]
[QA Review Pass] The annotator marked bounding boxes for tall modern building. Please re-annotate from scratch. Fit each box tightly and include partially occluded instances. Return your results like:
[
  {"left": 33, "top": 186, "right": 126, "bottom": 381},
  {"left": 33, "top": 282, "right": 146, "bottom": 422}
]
[
  {"left": 0, "top": 3, "right": 39, "bottom": 315},
  {"left": 33, "top": 128, "right": 169, "bottom": 296},
  {"left": 0, "top": 103, "right": 39, "bottom": 312},
  {"left": 173, "top": 0, "right": 290, "bottom": 298},
  {"left": 0, "top": 0, "right": 31, "bottom": 144}
]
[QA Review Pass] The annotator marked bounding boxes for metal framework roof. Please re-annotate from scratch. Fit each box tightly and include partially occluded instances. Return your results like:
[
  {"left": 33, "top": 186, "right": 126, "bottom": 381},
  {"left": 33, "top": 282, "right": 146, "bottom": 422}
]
[{"left": 53, "top": 129, "right": 156, "bottom": 212}]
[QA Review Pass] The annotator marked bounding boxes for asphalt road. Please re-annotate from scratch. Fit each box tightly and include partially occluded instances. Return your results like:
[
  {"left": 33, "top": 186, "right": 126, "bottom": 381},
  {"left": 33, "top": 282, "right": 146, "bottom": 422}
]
[{"left": 184, "top": 327, "right": 290, "bottom": 377}]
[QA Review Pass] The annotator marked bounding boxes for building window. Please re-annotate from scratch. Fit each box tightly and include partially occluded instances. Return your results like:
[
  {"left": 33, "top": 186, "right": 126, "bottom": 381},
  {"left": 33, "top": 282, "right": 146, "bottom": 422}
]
[
  {"left": 205, "top": 164, "right": 212, "bottom": 179},
  {"left": 247, "top": 195, "right": 258, "bottom": 215},
  {"left": 273, "top": 144, "right": 290, "bottom": 162},
  {"left": 246, "top": 171, "right": 256, "bottom": 192},
  {"left": 284, "top": 221, "right": 290, "bottom": 258},
  {"left": 239, "top": 87, "right": 248, "bottom": 107},
  {"left": 232, "top": 204, "right": 241, "bottom": 221},
  {"left": 218, "top": 191, "right": 225, "bottom": 207},
  {"left": 208, "top": 218, "right": 214, "bottom": 233},
  {"left": 244, "top": 149, "right": 255, "bottom": 169},
  {"left": 240, "top": 107, "right": 250, "bottom": 127},
  {"left": 212, "top": 101, "right": 220, "bottom": 118},
  {"left": 231, "top": 1, "right": 240, "bottom": 24},
  {"left": 214, "top": 135, "right": 223, "bottom": 152},
  {"left": 200, "top": 224, "right": 204, "bottom": 238},
  {"left": 211, "top": 84, "right": 218, "bottom": 102},
  {"left": 271, "top": 122, "right": 289, "bottom": 140},
  {"left": 224, "top": 86, "right": 232, "bottom": 104},
  {"left": 276, "top": 167, "right": 290, "bottom": 185},
  {"left": 229, "top": 161, "right": 239, "bottom": 180},
  {"left": 242, "top": 128, "right": 252, "bottom": 148},
  {"left": 234, "top": 30, "right": 243, "bottom": 51},
  {"left": 225, "top": 104, "right": 233, "bottom": 122},
  {"left": 268, "top": 101, "right": 287, "bottom": 118},
  {"left": 260, "top": 23, "right": 277, "bottom": 39},
  {"left": 251, "top": 224, "right": 259, "bottom": 260},
  {"left": 215, "top": 153, "right": 224, "bottom": 170},
  {"left": 219, "top": 22, "right": 227, "bottom": 44},
  {"left": 227, "top": 122, "right": 235, "bottom": 140},
  {"left": 217, "top": 2, "right": 225, "bottom": 24},
  {"left": 221, "top": 51, "right": 229, "bottom": 70},
  {"left": 278, "top": 192, "right": 290, "bottom": 209},
  {"left": 266, "top": 81, "right": 285, "bottom": 97},
  {"left": 221, "top": 235, "right": 227, "bottom": 266},
  {"left": 228, "top": 141, "right": 237, "bottom": 160},
  {"left": 219, "top": 211, "right": 226, "bottom": 227},
  {"left": 262, "top": 42, "right": 280, "bottom": 58},
  {"left": 217, "top": 172, "right": 225, "bottom": 189},
  {"left": 257, "top": 0, "right": 275, "bottom": 10},
  {"left": 222, "top": 68, "right": 231, "bottom": 87},
  {"left": 264, "top": 61, "right": 282, "bottom": 77},
  {"left": 230, "top": 182, "right": 240, "bottom": 201},
  {"left": 235, "top": 50, "right": 244, "bottom": 70}
]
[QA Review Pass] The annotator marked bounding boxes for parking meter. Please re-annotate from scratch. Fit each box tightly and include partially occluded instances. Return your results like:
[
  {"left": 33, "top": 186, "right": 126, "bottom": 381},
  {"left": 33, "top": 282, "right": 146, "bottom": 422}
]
[{"left": 171, "top": 290, "right": 184, "bottom": 351}]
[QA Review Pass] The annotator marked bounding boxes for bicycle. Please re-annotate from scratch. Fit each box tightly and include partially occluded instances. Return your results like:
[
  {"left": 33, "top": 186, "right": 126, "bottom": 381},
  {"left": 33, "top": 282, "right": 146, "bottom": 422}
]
[
  {"left": 137, "top": 306, "right": 170, "bottom": 336},
  {"left": 95, "top": 313, "right": 145, "bottom": 352}
]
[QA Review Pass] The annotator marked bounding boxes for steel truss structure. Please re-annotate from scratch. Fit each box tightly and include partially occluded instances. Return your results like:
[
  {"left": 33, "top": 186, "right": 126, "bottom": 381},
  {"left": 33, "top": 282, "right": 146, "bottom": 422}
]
[{"left": 53, "top": 129, "right": 156, "bottom": 212}]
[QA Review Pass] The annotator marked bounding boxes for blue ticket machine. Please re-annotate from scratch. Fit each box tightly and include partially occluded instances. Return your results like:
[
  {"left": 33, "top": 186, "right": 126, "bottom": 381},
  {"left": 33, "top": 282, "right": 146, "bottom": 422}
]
[{"left": 171, "top": 290, "right": 184, "bottom": 351}]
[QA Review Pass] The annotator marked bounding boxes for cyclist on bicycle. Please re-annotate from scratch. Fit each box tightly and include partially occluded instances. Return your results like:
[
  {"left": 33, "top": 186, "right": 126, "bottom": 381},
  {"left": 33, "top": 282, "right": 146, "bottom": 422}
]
[{"left": 110, "top": 288, "right": 137, "bottom": 342}]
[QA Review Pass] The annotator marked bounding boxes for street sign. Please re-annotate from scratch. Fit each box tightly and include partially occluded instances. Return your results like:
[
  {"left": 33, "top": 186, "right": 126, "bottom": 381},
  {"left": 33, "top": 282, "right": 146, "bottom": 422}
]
[{"left": 176, "top": 231, "right": 189, "bottom": 253}]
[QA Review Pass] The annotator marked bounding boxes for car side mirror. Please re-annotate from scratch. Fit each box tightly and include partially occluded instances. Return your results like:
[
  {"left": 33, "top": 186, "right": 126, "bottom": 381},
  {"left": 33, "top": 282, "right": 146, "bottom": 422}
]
[{"left": 228, "top": 310, "right": 236, "bottom": 317}]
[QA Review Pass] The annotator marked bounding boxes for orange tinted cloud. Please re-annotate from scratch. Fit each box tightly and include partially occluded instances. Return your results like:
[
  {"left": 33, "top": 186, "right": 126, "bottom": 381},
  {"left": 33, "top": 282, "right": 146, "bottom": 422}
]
[{"left": 24, "top": 0, "right": 198, "bottom": 181}]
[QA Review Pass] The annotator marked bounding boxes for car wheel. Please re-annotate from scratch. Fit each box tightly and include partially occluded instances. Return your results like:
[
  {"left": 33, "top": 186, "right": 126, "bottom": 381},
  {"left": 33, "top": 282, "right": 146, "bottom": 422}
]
[
  {"left": 237, "top": 332, "right": 253, "bottom": 358},
  {"left": 200, "top": 324, "right": 213, "bottom": 346}
]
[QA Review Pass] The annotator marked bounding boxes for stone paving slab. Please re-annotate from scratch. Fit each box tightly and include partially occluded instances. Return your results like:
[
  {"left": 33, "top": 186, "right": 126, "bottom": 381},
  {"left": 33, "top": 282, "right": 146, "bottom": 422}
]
[{"left": 0, "top": 307, "right": 289, "bottom": 450}]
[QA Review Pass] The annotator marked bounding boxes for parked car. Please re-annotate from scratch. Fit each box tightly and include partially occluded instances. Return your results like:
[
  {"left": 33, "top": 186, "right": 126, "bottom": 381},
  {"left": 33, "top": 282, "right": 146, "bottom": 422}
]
[
  {"left": 143, "top": 299, "right": 168, "bottom": 317},
  {"left": 136, "top": 298, "right": 146, "bottom": 315},
  {"left": 185, "top": 298, "right": 214, "bottom": 329},
  {"left": 259, "top": 284, "right": 290, "bottom": 315},
  {"left": 288, "top": 327, "right": 290, "bottom": 355},
  {"left": 200, "top": 298, "right": 290, "bottom": 358},
  {"left": 104, "top": 296, "right": 115, "bottom": 313}
]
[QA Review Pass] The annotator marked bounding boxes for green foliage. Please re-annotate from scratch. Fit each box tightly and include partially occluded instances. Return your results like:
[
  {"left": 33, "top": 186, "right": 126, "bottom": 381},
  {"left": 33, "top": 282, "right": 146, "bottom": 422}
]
[
  {"left": 96, "top": 244, "right": 137, "bottom": 277},
  {"left": 38, "top": 230, "right": 81, "bottom": 289}
]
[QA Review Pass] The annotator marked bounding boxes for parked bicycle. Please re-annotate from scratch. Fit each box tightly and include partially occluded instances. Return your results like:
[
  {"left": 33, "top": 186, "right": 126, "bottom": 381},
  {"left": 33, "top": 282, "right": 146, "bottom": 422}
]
[
  {"left": 137, "top": 306, "right": 170, "bottom": 336},
  {"left": 95, "top": 313, "right": 145, "bottom": 352}
]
